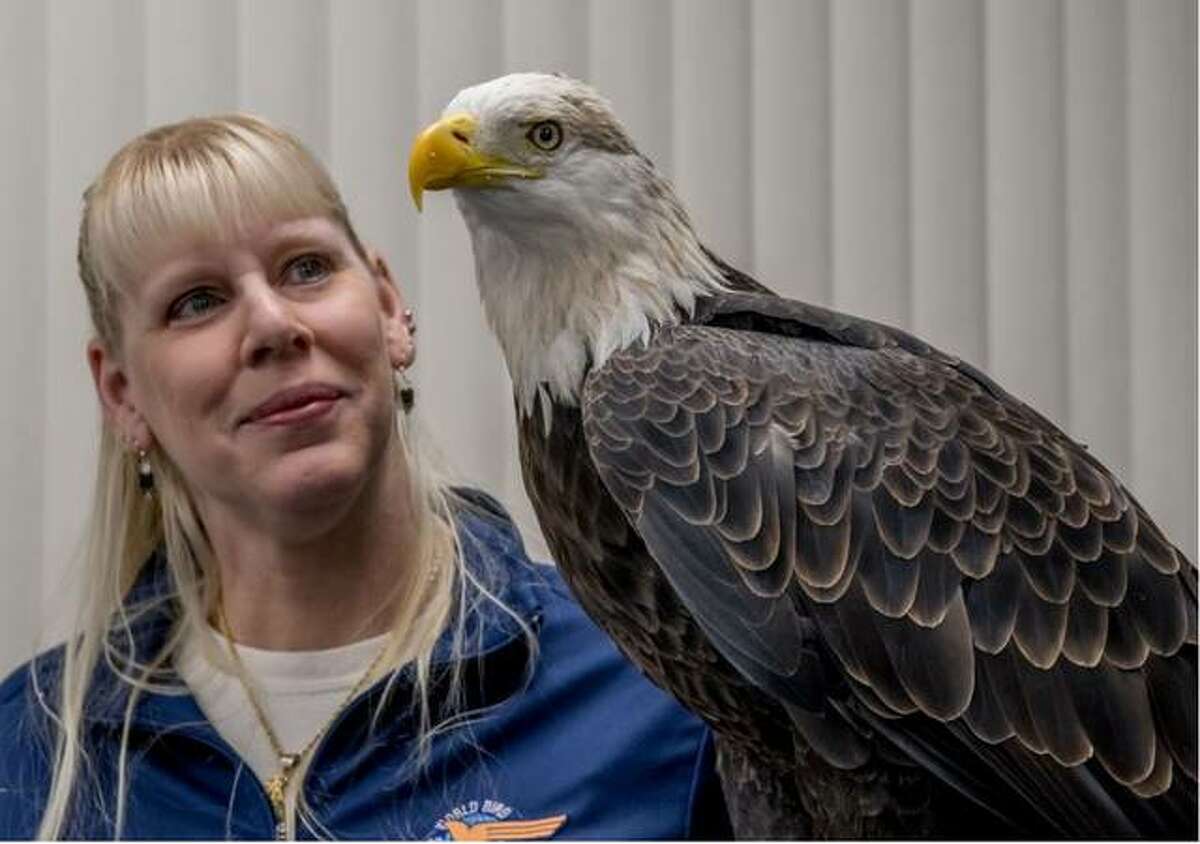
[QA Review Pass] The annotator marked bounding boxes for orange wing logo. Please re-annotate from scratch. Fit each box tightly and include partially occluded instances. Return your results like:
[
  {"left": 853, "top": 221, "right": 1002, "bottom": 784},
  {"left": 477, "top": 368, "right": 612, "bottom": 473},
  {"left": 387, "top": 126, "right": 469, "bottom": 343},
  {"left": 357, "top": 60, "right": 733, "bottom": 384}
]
[{"left": 443, "top": 814, "right": 568, "bottom": 841}]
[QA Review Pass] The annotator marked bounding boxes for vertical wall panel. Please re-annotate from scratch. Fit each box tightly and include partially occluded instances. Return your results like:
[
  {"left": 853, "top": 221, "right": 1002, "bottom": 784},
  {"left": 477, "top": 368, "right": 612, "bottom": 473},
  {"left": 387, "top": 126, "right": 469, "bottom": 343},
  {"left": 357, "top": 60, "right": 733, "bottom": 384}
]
[
  {"left": 328, "top": 1, "right": 419, "bottom": 301},
  {"left": 671, "top": 0, "right": 752, "bottom": 269},
  {"left": 44, "top": 0, "right": 146, "bottom": 641},
  {"left": 145, "top": 0, "right": 237, "bottom": 125},
  {"left": 413, "top": 0, "right": 514, "bottom": 521},
  {"left": 503, "top": 0, "right": 589, "bottom": 78},
  {"left": 587, "top": 0, "right": 673, "bottom": 173},
  {"left": 985, "top": 0, "right": 1068, "bottom": 425},
  {"left": 237, "top": 0, "right": 331, "bottom": 160},
  {"left": 831, "top": 0, "right": 910, "bottom": 326},
  {"left": 751, "top": 0, "right": 830, "bottom": 303},
  {"left": 1063, "top": 0, "right": 1131, "bottom": 481},
  {"left": 1128, "top": 0, "right": 1196, "bottom": 558},
  {"left": 910, "top": 0, "right": 986, "bottom": 367},
  {"left": 0, "top": 1, "right": 46, "bottom": 669}
]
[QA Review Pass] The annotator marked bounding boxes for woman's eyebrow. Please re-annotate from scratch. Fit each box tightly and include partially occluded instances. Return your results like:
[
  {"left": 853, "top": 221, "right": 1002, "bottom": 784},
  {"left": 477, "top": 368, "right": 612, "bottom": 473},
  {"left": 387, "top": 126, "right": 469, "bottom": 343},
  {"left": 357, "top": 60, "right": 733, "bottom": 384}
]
[
  {"left": 260, "top": 222, "right": 342, "bottom": 254},
  {"left": 266, "top": 234, "right": 327, "bottom": 254},
  {"left": 140, "top": 257, "right": 217, "bottom": 300}
]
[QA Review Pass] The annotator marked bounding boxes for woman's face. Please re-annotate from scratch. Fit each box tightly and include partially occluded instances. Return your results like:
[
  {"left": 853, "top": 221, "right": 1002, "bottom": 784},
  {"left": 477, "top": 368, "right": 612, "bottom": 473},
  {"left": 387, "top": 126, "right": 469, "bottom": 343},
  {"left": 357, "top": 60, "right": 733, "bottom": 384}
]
[{"left": 90, "top": 215, "right": 412, "bottom": 531}]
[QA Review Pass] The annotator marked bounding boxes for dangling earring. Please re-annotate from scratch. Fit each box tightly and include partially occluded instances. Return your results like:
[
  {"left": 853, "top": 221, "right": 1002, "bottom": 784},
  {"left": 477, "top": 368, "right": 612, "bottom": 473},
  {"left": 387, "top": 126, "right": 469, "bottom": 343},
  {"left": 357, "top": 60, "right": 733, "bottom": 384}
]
[
  {"left": 137, "top": 448, "right": 154, "bottom": 496},
  {"left": 395, "top": 308, "right": 417, "bottom": 413},
  {"left": 394, "top": 367, "right": 415, "bottom": 413}
]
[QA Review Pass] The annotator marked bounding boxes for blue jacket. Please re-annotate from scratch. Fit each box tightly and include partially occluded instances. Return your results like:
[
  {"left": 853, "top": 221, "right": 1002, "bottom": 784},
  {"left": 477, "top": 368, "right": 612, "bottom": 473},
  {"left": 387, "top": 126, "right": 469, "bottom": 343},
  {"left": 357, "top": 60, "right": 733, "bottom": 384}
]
[{"left": 0, "top": 491, "right": 730, "bottom": 839}]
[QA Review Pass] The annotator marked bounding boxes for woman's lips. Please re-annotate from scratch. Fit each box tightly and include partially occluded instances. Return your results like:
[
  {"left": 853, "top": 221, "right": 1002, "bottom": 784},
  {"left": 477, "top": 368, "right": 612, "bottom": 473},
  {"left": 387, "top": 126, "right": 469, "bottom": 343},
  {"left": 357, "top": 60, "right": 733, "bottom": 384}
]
[
  {"left": 243, "top": 384, "right": 344, "bottom": 426},
  {"left": 251, "top": 396, "right": 340, "bottom": 427}
]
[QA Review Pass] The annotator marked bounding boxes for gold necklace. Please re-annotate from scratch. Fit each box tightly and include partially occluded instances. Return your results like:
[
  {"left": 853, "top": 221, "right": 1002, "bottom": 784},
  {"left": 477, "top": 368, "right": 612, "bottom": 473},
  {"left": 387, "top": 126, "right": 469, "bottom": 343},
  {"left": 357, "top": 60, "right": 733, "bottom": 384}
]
[{"left": 216, "top": 599, "right": 391, "bottom": 835}]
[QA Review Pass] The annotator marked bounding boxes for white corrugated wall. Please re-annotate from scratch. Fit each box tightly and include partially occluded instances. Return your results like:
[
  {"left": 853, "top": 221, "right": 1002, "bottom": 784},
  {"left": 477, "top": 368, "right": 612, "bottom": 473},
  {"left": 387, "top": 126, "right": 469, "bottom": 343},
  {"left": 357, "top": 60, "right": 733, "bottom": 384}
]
[{"left": 0, "top": 0, "right": 1193, "bottom": 676}]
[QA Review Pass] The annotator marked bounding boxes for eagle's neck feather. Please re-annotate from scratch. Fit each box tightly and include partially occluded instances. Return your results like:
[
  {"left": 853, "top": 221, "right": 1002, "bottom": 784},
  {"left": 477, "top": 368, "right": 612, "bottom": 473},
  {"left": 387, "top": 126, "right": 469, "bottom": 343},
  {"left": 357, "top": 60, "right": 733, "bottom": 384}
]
[{"left": 456, "top": 168, "right": 726, "bottom": 425}]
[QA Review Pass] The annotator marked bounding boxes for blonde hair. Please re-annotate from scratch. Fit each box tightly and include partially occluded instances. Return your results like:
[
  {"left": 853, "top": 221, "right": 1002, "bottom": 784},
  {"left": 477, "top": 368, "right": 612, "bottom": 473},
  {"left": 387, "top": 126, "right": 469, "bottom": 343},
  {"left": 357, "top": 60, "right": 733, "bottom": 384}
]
[{"left": 36, "top": 115, "right": 529, "bottom": 839}]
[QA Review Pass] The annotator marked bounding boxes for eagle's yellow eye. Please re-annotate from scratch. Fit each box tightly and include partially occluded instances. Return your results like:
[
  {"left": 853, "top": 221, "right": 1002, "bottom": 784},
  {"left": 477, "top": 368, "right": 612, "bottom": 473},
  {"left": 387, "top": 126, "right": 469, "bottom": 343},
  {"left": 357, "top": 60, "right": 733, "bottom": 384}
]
[{"left": 526, "top": 120, "right": 563, "bottom": 151}]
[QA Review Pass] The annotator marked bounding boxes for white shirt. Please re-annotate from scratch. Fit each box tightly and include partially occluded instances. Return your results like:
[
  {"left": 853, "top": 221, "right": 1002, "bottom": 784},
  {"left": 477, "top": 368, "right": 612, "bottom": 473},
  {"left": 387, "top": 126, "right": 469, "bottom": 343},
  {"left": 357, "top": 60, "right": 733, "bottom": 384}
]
[{"left": 175, "top": 625, "right": 389, "bottom": 791}]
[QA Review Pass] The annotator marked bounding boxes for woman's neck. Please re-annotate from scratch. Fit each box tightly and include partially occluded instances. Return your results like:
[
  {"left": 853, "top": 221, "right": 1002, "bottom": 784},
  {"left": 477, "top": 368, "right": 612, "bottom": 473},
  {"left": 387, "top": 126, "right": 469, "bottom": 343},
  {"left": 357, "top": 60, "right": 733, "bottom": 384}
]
[{"left": 202, "top": 444, "right": 426, "bottom": 651}]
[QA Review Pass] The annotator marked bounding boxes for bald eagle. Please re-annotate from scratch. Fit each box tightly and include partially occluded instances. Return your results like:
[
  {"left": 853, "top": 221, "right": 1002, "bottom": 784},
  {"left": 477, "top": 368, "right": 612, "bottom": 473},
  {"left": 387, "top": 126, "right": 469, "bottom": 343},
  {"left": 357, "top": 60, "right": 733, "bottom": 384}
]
[{"left": 409, "top": 73, "right": 1197, "bottom": 838}]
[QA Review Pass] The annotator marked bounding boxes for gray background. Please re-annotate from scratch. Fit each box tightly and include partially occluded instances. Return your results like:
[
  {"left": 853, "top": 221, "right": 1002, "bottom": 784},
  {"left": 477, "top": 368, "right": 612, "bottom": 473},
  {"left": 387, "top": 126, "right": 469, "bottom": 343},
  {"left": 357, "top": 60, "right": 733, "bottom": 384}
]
[{"left": 0, "top": 0, "right": 1194, "bottom": 678}]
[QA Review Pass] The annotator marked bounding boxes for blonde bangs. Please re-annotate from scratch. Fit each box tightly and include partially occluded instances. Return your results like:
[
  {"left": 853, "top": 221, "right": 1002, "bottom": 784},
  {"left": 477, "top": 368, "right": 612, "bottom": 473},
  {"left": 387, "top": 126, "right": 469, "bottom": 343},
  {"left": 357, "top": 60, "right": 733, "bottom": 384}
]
[{"left": 81, "top": 114, "right": 356, "bottom": 345}]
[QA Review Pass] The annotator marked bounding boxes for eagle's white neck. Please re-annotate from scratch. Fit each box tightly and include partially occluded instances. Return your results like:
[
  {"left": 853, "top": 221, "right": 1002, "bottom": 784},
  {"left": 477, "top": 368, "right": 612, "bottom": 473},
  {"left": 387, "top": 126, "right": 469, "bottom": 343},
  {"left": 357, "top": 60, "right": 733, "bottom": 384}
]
[{"left": 454, "top": 166, "right": 726, "bottom": 426}]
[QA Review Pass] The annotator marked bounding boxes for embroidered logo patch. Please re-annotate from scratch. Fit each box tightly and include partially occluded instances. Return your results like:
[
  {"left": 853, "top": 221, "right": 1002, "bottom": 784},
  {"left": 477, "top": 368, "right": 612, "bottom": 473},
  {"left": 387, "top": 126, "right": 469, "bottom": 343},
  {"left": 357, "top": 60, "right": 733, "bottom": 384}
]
[{"left": 428, "top": 800, "right": 567, "bottom": 841}]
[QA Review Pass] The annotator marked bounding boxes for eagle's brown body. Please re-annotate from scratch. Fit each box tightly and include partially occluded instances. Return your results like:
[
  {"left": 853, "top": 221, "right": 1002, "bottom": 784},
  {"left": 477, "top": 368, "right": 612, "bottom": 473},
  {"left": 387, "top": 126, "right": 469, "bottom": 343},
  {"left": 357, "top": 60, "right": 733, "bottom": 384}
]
[{"left": 515, "top": 269, "right": 1198, "bottom": 839}]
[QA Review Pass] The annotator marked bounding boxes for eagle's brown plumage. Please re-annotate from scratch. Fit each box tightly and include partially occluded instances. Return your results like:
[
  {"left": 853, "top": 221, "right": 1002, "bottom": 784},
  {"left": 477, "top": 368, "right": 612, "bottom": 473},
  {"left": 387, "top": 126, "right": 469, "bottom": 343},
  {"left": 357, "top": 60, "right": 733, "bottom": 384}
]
[
  {"left": 411, "top": 72, "right": 1198, "bottom": 838},
  {"left": 518, "top": 261, "right": 1197, "bottom": 836}
]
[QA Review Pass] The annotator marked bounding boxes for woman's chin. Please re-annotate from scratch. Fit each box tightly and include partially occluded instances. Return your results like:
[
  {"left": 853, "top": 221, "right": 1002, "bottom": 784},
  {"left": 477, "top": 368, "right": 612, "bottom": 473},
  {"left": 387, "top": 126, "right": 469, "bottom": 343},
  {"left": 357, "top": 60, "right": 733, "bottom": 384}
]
[
  {"left": 252, "top": 448, "right": 374, "bottom": 520},
  {"left": 191, "top": 425, "right": 397, "bottom": 538}
]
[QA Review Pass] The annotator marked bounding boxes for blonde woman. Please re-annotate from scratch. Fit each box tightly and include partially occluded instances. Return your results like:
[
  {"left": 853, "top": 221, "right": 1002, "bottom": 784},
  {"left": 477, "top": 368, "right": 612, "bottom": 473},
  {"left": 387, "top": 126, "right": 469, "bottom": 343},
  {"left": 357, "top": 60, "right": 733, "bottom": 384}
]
[{"left": 0, "top": 115, "right": 729, "bottom": 840}]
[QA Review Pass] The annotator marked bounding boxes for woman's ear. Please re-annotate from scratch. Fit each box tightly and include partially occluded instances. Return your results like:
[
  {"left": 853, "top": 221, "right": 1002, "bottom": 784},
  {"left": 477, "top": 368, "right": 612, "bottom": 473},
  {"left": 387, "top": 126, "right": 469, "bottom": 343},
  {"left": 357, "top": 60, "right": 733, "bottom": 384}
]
[
  {"left": 368, "top": 251, "right": 415, "bottom": 369},
  {"left": 88, "top": 339, "right": 152, "bottom": 449}
]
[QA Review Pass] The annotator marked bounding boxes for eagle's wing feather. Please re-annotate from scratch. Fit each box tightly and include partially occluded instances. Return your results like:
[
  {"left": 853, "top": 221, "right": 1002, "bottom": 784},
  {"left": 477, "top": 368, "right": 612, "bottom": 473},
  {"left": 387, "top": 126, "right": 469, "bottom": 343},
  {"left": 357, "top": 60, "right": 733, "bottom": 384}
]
[{"left": 580, "top": 302, "right": 1196, "bottom": 831}]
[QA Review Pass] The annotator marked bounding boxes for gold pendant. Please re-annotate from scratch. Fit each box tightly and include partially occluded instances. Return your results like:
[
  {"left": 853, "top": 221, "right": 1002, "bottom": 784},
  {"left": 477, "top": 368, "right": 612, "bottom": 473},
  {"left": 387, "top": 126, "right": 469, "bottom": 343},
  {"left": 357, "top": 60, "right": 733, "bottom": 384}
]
[
  {"left": 265, "top": 773, "right": 287, "bottom": 820},
  {"left": 265, "top": 753, "right": 300, "bottom": 823}
]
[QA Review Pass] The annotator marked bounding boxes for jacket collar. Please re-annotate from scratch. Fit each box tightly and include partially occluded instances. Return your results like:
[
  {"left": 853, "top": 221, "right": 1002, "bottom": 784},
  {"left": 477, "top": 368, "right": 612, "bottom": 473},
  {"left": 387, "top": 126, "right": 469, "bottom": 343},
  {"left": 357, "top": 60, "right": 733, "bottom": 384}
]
[{"left": 82, "top": 490, "right": 548, "bottom": 733}]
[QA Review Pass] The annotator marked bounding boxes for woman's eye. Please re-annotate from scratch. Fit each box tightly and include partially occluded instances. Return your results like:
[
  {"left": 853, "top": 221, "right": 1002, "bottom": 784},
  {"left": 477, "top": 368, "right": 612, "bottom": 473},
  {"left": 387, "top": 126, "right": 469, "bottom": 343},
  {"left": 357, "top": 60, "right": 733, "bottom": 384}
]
[
  {"left": 168, "top": 289, "right": 224, "bottom": 322},
  {"left": 526, "top": 120, "right": 563, "bottom": 151},
  {"left": 285, "top": 253, "right": 332, "bottom": 284}
]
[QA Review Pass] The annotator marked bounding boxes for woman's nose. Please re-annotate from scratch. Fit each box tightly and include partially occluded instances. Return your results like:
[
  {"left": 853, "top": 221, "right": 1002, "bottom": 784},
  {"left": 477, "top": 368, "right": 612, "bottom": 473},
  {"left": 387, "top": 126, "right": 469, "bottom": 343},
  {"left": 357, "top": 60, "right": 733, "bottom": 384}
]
[{"left": 239, "top": 281, "right": 313, "bottom": 367}]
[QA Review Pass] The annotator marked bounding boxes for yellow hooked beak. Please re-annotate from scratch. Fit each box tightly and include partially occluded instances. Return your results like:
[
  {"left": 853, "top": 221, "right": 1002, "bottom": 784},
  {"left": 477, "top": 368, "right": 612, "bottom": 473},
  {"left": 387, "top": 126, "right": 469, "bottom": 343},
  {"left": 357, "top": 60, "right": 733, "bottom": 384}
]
[{"left": 407, "top": 112, "right": 542, "bottom": 210}]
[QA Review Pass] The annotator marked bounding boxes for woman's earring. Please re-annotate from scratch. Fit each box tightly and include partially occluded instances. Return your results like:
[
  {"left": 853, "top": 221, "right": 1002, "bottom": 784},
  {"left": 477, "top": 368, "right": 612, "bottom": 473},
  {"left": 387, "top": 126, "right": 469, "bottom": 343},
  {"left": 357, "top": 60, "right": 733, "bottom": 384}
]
[
  {"left": 136, "top": 448, "right": 154, "bottom": 496},
  {"left": 394, "top": 367, "right": 415, "bottom": 413},
  {"left": 395, "top": 309, "right": 417, "bottom": 413}
]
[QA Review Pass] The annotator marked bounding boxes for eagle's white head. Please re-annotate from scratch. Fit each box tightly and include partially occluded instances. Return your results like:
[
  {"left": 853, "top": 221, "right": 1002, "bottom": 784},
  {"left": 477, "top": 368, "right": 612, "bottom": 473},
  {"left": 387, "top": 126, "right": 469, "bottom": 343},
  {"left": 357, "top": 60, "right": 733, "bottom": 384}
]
[{"left": 409, "top": 72, "right": 725, "bottom": 419}]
